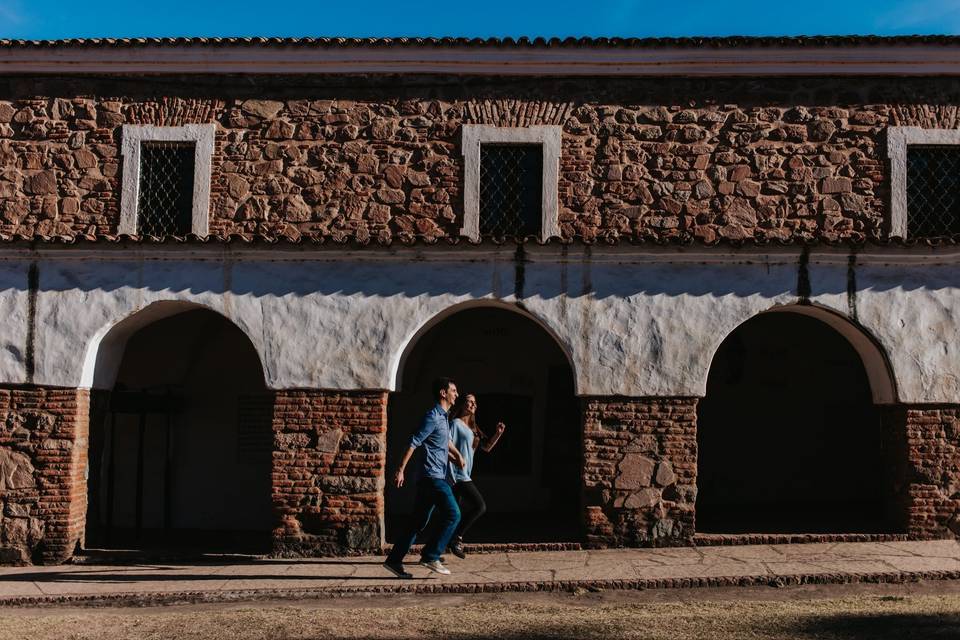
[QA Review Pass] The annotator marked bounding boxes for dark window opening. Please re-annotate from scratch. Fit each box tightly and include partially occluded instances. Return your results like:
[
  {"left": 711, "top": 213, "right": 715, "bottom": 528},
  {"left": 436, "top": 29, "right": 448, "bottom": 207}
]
[
  {"left": 479, "top": 145, "right": 543, "bottom": 237},
  {"left": 906, "top": 145, "right": 960, "bottom": 238},
  {"left": 137, "top": 142, "right": 195, "bottom": 237}
]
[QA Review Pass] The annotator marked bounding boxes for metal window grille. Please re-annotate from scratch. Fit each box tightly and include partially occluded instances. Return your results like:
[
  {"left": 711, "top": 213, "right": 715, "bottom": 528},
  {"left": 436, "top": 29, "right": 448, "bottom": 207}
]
[
  {"left": 907, "top": 145, "right": 960, "bottom": 238},
  {"left": 479, "top": 145, "right": 543, "bottom": 237},
  {"left": 137, "top": 142, "right": 196, "bottom": 237}
]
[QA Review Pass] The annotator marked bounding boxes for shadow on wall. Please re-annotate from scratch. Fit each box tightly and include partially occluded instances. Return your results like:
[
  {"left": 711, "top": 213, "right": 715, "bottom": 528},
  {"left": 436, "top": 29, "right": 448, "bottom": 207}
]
[
  {"left": 3, "top": 74, "right": 960, "bottom": 112},
  {"left": 16, "top": 250, "right": 960, "bottom": 300}
]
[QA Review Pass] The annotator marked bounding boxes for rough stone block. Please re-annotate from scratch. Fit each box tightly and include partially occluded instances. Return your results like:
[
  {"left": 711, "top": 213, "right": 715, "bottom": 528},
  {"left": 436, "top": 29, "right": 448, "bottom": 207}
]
[
  {"left": 821, "top": 177, "right": 853, "bottom": 194},
  {"left": 316, "top": 429, "right": 343, "bottom": 454},
  {"left": 624, "top": 488, "right": 661, "bottom": 509},
  {"left": 615, "top": 453, "right": 655, "bottom": 490},
  {"left": 654, "top": 461, "right": 677, "bottom": 487},
  {"left": 242, "top": 100, "right": 284, "bottom": 120},
  {"left": 0, "top": 450, "right": 35, "bottom": 491},
  {"left": 24, "top": 172, "right": 57, "bottom": 196}
]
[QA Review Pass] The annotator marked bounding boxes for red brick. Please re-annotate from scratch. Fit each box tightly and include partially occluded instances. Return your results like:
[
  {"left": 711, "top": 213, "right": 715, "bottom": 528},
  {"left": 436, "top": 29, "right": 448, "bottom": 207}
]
[
  {"left": 270, "top": 389, "right": 387, "bottom": 557},
  {"left": 582, "top": 397, "right": 698, "bottom": 548}
]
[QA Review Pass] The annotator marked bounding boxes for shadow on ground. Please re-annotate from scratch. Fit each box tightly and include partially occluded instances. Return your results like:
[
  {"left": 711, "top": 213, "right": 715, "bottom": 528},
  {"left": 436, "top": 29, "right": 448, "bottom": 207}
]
[
  {"left": 791, "top": 611, "right": 960, "bottom": 639},
  {"left": 0, "top": 563, "right": 409, "bottom": 584}
]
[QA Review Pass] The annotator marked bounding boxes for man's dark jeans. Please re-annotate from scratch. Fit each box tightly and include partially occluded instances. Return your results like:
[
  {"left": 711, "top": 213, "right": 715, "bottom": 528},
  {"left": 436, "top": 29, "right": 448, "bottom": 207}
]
[{"left": 387, "top": 477, "right": 461, "bottom": 564}]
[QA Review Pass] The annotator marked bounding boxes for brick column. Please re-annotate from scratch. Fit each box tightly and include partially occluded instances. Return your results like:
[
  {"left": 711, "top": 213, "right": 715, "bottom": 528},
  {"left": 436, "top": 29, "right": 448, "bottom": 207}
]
[
  {"left": 582, "top": 397, "right": 698, "bottom": 547},
  {"left": 271, "top": 390, "right": 387, "bottom": 556},
  {"left": 898, "top": 406, "right": 960, "bottom": 538},
  {"left": 0, "top": 385, "right": 88, "bottom": 564}
]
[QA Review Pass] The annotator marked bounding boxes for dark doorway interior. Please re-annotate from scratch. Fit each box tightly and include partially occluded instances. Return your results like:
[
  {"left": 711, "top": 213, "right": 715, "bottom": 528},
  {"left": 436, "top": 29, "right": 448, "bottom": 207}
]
[
  {"left": 696, "top": 312, "right": 892, "bottom": 534},
  {"left": 85, "top": 309, "right": 273, "bottom": 555},
  {"left": 386, "top": 307, "right": 581, "bottom": 543}
]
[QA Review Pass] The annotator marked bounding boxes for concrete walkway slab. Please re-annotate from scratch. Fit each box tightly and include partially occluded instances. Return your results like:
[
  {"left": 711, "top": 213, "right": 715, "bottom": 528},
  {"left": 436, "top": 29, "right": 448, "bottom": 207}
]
[{"left": 0, "top": 539, "right": 958, "bottom": 606}]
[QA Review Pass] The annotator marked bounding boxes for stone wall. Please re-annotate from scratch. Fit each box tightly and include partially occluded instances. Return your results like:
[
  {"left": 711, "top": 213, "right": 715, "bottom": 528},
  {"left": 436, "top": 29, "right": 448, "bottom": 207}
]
[
  {"left": 1, "top": 75, "right": 959, "bottom": 242},
  {"left": 271, "top": 389, "right": 387, "bottom": 556},
  {"left": 0, "top": 385, "right": 87, "bottom": 564},
  {"left": 900, "top": 407, "right": 960, "bottom": 539},
  {"left": 582, "top": 397, "right": 698, "bottom": 547},
  {"left": 0, "top": 385, "right": 388, "bottom": 564},
  {"left": 2, "top": 382, "right": 958, "bottom": 565}
]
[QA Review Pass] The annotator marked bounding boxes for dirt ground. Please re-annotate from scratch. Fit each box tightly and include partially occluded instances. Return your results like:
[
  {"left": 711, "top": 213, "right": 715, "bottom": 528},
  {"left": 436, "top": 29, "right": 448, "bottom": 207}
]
[{"left": 3, "top": 581, "right": 960, "bottom": 639}]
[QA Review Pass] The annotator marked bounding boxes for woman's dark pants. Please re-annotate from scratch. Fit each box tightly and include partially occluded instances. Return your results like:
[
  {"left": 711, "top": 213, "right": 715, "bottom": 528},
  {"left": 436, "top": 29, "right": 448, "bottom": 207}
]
[{"left": 453, "top": 480, "right": 487, "bottom": 539}]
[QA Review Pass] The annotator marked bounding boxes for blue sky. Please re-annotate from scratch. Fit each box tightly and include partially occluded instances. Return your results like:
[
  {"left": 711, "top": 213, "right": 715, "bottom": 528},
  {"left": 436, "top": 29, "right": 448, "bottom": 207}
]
[{"left": 0, "top": 0, "right": 959, "bottom": 39}]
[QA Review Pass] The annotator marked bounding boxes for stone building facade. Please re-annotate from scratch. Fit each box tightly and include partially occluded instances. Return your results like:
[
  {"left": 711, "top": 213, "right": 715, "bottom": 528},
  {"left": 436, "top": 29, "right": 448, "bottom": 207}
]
[{"left": 0, "top": 36, "right": 959, "bottom": 563}]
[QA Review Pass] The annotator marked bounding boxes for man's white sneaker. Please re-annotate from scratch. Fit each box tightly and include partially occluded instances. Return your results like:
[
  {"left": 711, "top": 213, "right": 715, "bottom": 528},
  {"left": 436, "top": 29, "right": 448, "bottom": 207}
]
[{"left": 419, "top": 559, "right": 451, "bottom": 575}]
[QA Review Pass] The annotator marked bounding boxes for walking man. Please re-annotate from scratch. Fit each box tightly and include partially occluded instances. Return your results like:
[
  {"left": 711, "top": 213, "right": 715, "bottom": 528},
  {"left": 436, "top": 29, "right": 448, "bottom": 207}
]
[{"left": 384, "top": 377, "right": 466, "bottom": 578}]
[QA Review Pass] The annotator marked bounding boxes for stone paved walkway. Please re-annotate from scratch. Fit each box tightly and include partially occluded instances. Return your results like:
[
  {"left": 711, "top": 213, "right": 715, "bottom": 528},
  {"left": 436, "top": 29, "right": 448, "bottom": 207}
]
[{"left": 1, "top": 540, "right": 959, "bottom": 606}]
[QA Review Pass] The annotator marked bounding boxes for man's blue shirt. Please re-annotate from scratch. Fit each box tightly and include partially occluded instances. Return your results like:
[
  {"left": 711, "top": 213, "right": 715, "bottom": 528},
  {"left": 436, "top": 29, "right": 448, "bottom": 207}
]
[{"left": 409, "top": 403, "right": 452, "bottom": 481}]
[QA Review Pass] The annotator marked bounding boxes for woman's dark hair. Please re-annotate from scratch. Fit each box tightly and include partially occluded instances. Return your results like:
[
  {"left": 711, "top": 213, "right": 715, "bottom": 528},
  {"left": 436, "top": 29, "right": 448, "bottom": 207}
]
[
  {"left": 432, "top": 376, "right": 456, "bottom": 401},
  {"left": 452, "top": 393, "right": 483, "bottom": 450}
]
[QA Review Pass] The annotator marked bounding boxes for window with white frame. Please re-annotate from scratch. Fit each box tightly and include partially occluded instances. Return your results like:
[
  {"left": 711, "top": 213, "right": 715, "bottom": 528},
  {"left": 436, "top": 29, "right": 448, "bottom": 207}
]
[
  {"left": 888, "top": 126, "right": 960, "bottom": 239},
  {"left": 120, "top": 124, "right": 215, "bottom": 237},
  {"left": 461, "top": 125, "right": 561, "bottom": 241}
]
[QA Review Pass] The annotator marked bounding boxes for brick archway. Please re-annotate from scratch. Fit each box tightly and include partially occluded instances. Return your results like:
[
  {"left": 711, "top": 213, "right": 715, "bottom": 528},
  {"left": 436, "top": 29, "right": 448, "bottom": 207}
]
[
  {"left": 696, "top": 307, "right": 900, "bottom": 535},
  {"left": 84, "top": 304, "right": 272, "bottom": 555},
  {"left": 386, "top": 304, "right": 582, "bottom": 545}
]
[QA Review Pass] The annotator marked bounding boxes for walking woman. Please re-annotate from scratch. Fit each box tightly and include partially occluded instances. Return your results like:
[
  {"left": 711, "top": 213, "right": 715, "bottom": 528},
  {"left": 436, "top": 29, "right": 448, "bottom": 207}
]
[{"left": 448, "top": 393, "right": 505, "bottom": 558}]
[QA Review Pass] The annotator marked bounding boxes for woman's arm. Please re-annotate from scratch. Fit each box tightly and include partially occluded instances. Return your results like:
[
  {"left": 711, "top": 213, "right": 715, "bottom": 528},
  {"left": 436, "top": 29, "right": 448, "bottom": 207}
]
[
  {"left": 481, "top": 422, "right": 506, "bottom": 452},
  {"left": 448, "top": 439, "right": 467, "bottom": 469}
]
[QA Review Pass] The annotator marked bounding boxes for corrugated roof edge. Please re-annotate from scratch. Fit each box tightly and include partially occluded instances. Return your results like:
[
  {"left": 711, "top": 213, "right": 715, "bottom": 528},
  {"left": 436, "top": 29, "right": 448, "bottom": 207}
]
[
  {"left": 4, "top": 35, "right": 959, "bottom": 76},
  {"left": 1, "top": 35, "right": 960, "bottom": 48},
  {"left": 1, "top": 232, "right": 958, "bottom": 249}
]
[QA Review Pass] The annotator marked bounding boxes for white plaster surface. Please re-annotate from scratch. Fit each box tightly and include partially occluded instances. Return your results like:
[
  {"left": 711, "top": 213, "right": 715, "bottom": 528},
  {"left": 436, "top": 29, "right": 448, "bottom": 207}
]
[
  {"left": 4, "top": 247, "right": 960, "bottom": 402},
  {"left": 0, "top": 261, "right": 30, "bottom": 384}
]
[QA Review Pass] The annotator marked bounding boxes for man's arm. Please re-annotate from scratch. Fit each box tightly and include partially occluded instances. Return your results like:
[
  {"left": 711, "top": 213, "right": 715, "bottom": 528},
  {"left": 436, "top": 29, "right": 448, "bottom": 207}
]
[
  {"left": 395, "top": 412, "right": 436, "bottom": 488},
  {"left": 448, "top": 439, "right": 466, "bottom": 469},
  {"left": 394, "top": 446, "right": 417, "bottom": 488}
]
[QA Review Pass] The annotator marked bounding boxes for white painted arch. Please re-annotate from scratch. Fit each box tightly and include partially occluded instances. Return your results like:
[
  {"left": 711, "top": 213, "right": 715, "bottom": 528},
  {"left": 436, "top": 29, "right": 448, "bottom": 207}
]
[
  {"left": 703, "top": 302, "right": 899, "bottom": 405},
  {"left": 80, "top": 299, "right": 266, "bottom": 390},
  {"left": 391, "top": 299, "right": 579, "bottom": 394}
]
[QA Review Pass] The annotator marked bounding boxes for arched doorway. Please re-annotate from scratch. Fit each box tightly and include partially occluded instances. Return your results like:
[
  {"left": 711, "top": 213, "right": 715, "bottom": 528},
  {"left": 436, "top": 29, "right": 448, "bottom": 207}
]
[
  {"left": 387, "top": 306, "right": 581, "bottom": 543},
  {"left": 85, "top": 307, "right": 273, "bottom": 554},
  {"left": 696, "top": 309, "right": 896, "bottom": 534}
]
